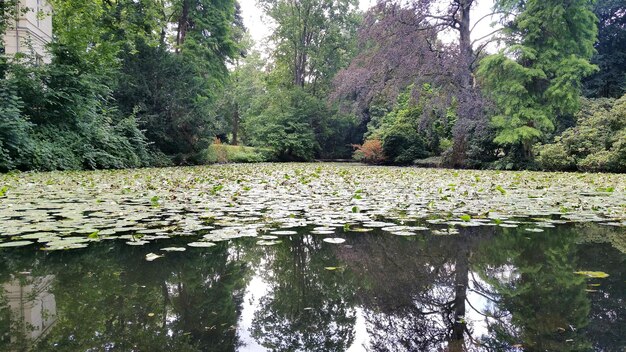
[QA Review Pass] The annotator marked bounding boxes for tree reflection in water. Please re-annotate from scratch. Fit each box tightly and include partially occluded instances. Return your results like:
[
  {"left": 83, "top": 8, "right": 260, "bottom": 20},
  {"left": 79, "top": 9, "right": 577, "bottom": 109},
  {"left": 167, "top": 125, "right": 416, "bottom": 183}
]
[
  {"left": 0, "top": 224, "right": 623, "bottom": 351},
  {"left": 250, "top": 234, "right": 358, "bottom": 351},
  {"left": 338, "top": 224, "right": 624, "bottom": 351},
  {"left": 338, "top": 227, "right": 493, "bottom": 351},
  {"left": 0, "top": 241, "right": 253, "bottom": 351}
]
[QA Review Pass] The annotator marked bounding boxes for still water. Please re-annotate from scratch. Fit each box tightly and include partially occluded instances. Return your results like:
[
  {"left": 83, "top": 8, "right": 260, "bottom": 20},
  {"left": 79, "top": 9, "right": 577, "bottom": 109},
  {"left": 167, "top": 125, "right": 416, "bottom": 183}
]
[{"left": 0, "top": 223, "right": 624, "bottom": 351}]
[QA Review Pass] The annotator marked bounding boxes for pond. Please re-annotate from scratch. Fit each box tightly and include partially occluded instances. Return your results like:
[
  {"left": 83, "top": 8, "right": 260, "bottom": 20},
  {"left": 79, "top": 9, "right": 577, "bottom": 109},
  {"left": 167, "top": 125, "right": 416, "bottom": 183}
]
[{"left": 0, "top": 163, "right": 625, "bottom": 351}]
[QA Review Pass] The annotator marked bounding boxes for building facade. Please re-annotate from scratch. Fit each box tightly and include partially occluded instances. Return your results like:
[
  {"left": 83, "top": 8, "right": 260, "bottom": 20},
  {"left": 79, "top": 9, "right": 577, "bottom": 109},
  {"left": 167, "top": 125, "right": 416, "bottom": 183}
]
[{"left": 1, "top": 0, "right": 52, "bottom": 63}]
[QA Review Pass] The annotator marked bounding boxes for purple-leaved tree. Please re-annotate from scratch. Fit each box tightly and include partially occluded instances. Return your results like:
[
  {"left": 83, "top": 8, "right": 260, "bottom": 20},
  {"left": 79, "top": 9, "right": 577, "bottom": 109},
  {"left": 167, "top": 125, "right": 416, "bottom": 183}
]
[{"left": 332, "top": 0, "right": 504, "bottom": 166}]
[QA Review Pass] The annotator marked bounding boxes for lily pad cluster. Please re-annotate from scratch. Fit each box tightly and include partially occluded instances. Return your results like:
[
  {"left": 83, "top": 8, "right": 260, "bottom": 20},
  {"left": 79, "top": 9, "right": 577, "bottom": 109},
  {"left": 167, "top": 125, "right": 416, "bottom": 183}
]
[{"left": 0, "top": 164, "right": 624, "bottom": 250}]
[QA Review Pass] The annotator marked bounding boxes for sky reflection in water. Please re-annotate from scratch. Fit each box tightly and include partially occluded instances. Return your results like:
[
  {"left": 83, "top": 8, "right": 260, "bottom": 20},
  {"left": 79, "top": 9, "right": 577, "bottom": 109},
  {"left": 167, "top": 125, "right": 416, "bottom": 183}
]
[{"left": 0, "top": 223, "right": 624, "bottom": 351}]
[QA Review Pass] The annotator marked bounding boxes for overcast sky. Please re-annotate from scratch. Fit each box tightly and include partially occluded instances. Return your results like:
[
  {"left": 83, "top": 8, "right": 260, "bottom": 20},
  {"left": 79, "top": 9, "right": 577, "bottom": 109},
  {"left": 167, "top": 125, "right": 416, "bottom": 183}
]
[{"left": 238, "top": 0, "right": 500, "bottom": 53}]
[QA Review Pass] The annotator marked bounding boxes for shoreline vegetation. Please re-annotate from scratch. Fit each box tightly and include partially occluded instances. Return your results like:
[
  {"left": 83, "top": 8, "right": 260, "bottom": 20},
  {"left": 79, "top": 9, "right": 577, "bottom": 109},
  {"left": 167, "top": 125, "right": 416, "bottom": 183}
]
[{"left": 1, "top": 0, "right": 624, "bottom": 174}]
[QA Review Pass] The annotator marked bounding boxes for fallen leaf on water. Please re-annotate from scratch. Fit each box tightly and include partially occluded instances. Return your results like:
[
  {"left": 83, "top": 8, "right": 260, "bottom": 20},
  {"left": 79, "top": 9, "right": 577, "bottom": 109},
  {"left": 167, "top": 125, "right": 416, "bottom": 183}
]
[{"left": 574, "top": 271, "right": 609, "bottom": 278}]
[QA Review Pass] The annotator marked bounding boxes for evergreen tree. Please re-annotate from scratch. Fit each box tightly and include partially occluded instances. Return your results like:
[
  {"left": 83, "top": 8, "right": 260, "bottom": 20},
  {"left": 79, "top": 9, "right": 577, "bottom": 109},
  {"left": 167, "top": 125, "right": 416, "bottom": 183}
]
[{"left": 478, "top": 0, "right": 598, "bottom": 162}]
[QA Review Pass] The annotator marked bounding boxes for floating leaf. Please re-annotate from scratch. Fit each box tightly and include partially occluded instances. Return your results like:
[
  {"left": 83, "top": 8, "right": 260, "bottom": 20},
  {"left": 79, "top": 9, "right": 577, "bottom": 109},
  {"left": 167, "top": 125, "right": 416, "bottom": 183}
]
[
  {"left": 161, "top": 247, "right": 186, "bottom": 252},
  {"left": 349, "top": 227, "right": 373, "bottom": 232},
  {"left": 0, "top": 241, "right": 34, "bottom": 248},
  {"left": 256, "top": 240, "right": 282, "bottom": 246},
  {"left": 145, "top": 253, "right": 163, "bottom": 262},
  {"left": 187, "top": 241, "right": 216, "bottom": 248},
  {"left": 574, "top": 271, "right": 609, "bottom": 278},
  {"left": 323, "top": 238, "right": 346, "bottom": 244},
  {"left": 270, "top": 230, "right": 298, "bottom": 236},
  {"left": 0, "top": 185, "right": 8, "bottom": 197}
]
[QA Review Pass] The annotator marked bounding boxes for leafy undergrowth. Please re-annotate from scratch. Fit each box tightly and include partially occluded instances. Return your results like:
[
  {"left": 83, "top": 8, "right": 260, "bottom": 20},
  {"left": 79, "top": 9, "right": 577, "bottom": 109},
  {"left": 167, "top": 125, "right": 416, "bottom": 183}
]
[
  {"left": 206, "top": 144, "right": 276, "bottom": 163},
  {"left": 0, "top": 163, "right": 624, "bottom": 251}
]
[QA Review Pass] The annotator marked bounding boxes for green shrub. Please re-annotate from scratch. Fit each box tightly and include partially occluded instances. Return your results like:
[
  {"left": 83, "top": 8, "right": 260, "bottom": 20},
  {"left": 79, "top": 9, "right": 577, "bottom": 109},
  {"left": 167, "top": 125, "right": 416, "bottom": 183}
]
[
  {"left": 535, "top": 142, "right": 575, "bottom": 171},
  {"left": 206, "top": 144, "right": 275, "bottom": 164},
  {"left": 536, "top": 95, "right": 626, "bottom": 172},
  {"left": 382, "top": 126, "right": 430, "bottom": 165}
]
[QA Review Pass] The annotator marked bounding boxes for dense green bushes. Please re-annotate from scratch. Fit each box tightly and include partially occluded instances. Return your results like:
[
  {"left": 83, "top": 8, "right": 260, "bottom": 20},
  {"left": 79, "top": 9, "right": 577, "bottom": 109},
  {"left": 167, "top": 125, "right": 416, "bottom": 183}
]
[
  {"left": 0, "top": 49, "right": 165, "bottom": 172},
  {"left": 207, "top": 142, "right": 276, "bottom": 163},
  {"left": 536, "top": 95, "right": 626, "bottom": 172},
  {"left": 354, "top": 85, "right": 453, "bottom": 165},
  {"left": 244, "top": 88, "right": 321, "bottom": 161}
]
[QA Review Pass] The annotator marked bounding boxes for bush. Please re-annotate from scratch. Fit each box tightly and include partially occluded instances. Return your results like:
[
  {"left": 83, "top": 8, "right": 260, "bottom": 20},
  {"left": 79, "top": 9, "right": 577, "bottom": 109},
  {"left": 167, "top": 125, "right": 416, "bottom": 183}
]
[
  {"left": 382, "top": 125, "right": 430, "bottom": 164},
  {"left": 207, "top": 142, "right": 276, "bottom": 164},
  {"left": 536, "top": 95, "right": 626, "bottom": 172},
  {"left": 352, "top": 139, "right": 386, "bottom": 164},
  {"left": 535, "top": 142, "right": 575, "bottom": 171},
  {"left": 244, "top": 88, "right": 319, "bottom": 161}
]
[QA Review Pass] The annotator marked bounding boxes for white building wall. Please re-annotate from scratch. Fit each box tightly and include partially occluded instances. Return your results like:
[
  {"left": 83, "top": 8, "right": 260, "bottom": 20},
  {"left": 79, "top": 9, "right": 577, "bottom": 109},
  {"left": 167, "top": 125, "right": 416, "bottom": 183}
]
[{"left": 2, "top": 0, "right": 53, "bottom": 63}]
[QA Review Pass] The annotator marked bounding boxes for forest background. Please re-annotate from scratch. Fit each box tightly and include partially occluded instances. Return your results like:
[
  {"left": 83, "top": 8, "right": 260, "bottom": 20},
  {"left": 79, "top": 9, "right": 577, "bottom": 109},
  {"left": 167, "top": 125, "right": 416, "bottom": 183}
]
[{"left": 0, "top": 0, "right": 624, "bottom": 172}]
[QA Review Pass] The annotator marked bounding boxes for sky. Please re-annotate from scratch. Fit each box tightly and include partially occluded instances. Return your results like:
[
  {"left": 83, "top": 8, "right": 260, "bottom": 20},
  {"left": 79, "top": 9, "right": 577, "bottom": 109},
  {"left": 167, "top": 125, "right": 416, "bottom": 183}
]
[{"left": 237, "top": 0, "right": 501, "bottom": 53}]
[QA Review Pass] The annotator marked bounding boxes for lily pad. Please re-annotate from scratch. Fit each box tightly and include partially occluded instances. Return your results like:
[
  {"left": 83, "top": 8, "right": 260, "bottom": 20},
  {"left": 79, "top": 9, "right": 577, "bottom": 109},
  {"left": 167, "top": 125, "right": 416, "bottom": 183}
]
[
  {"left": 187, "top": 241, "right": 217, "bottom": 248},
  {"left": 145, "top": 253, "right": 164, "bottom": 261},
  {"left": 160, "top": 247, "right": 186, "bottom": 252},
  {"left": 0, "top": 241, "right": 34, "bottom": 248},
  {"left": 323, "top": 238, "right": 346, "bottom": 244}
]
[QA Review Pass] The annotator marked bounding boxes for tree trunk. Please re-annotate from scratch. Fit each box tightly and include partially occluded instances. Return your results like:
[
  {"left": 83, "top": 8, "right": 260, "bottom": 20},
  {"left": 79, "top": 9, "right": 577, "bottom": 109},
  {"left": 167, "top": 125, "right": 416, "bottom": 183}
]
[
  {"left": 449, "top": 240, "right": 470, "bottom": 351},
  {"left": 176, "top": 0, "right": 190, "bottom": 53},
  {"left": 458, "top": 0, "right": 473, "bottom": 90}
]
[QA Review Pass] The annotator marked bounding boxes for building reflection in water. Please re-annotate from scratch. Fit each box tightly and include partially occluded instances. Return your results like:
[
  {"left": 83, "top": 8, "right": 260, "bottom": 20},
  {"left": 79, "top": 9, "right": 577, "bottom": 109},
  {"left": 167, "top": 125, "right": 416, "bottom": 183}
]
[{"left": 1, "top": 274, "right": 57, "bottom": 347}]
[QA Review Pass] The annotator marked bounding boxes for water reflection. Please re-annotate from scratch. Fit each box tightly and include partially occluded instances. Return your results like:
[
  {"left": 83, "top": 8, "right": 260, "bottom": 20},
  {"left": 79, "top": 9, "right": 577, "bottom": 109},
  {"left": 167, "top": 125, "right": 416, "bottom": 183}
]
[
  {"left": 249, "top": 235, "right": 357, "bottom": 351},
  {"left": 1, "top": 274, "right": 57, "bottom": 350},
  {"left": 0, "top": 224, "right": 623, "bottom": 351}
]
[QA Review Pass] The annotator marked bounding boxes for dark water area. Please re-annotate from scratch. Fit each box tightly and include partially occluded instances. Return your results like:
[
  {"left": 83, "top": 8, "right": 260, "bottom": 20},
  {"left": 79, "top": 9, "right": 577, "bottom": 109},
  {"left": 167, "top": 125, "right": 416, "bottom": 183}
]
[{"left": 0, "top": 223, "right": 625, "bottom": 351}]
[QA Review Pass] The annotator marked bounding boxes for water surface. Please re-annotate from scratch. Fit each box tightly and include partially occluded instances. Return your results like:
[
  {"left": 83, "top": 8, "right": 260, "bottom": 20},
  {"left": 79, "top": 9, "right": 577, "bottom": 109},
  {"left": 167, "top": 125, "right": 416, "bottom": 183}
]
[{"left": 1, "top": 223, "right": 624, "bottom": 351}]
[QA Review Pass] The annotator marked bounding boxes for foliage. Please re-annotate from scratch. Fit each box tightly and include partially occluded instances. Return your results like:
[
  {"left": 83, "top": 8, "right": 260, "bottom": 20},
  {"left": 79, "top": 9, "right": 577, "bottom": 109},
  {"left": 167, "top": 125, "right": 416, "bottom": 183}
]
[
  {"left": 583, "top": 0, "right": 626, "bottom": 98},
  {"left": 1, "top": 0, "right": 242, "bottom": 171},
  {"left": 0, "top": 47, "right": 163, "bottom": 171},
  {"left": 352, "top": 139, "right": 385, "bottom": 164},
  {"left": 245, "top": 88, "right": 320, "bottom": 161},
  {"left": 536, "top": 95, "right": 626, "bottom": 172},
  {"left": 206, "top": 142, "right": 276, "bottom": 163},
  {"left": 360, "top": 85, "right": 451, "bottom": 165},
  {"left": 115, "top": 41, "right": 224, "bottom": 165},
  {"left": 260, "top": 0, "right": 359, "bottom": 88},
  {"left": 214, "top": 45, "right": 266, "bottom": 146},
  {"left": 479, "top": 0, "right": 598, "bottom": 162},
  {"left": 332, "top": 3, "right": 490, "bottom": 167},
  {"left": 0, "top": 82, "right": 31, "bottom": 172}
]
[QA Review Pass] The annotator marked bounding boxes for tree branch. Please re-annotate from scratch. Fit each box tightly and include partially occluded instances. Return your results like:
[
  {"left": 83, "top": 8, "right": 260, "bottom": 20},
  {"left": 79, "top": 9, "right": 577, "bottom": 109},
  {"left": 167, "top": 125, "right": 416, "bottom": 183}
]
[
  {"left": 471, "top": 27, "right": 506, "bottom": 46},
  {"left": 470, "top": 11, "right": 511, "bottom": 34}
]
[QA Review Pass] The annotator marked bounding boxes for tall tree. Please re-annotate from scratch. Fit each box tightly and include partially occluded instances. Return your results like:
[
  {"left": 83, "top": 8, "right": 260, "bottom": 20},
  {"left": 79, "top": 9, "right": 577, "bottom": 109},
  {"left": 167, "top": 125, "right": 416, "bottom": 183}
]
[
  {"left": 584, "top": 0, "right": 626, "bottom": 98},
  {"left": 478, "top": 0, "right": 598, "bottom": 162},
  {"left": 260, "top": 0, "right": 359, "bottom": 90}
]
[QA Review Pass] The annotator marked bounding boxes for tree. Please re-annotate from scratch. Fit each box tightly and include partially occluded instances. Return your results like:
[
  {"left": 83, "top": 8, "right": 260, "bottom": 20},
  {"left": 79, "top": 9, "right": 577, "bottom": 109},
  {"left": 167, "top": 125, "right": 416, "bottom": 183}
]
[
  {"left": 331, "top": 4, "right": 492, "bottom": 166},
  {"left": 245, "top": 87, "right": 320, "bottom": 161},
  {"left": 478, "top": 0, "right": 598, "bottom": 162},
  {"left": 259, "top": 0, "right": 359, "bottom": 89},
  {"left": 583, "top": 0, "right": 626, "bottom": 98},
  {"left": 214, "top": 37, "right": 266, "bottom": 146},
  {"left": 246, "top": 0, "right": 360, "bottom": 159},
  {"left": 535, "top": 94, "right": 626, "bottom": 172}
]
